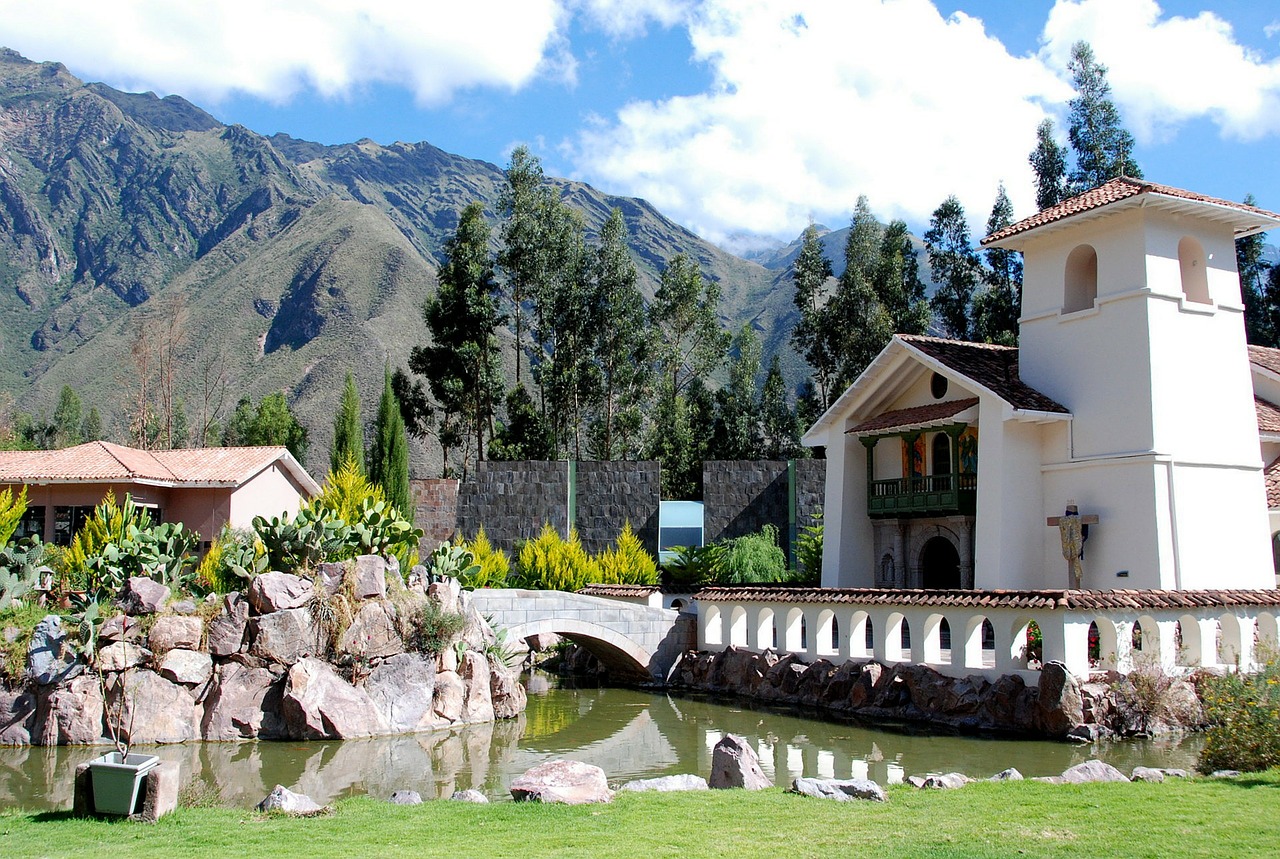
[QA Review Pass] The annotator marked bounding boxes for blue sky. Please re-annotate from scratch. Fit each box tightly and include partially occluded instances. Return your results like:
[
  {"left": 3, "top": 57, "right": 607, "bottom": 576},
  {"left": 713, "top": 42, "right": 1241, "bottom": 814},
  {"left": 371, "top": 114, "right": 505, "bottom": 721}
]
[{"left": 2, "top": 1, "right": 1280, "bottom": 251}]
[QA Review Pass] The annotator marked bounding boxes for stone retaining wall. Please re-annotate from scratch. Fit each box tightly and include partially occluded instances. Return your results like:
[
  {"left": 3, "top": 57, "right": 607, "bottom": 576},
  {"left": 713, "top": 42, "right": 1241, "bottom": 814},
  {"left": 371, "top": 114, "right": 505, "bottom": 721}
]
[{"left": 702, "top": 460, "right": 824, "bottom": 565}]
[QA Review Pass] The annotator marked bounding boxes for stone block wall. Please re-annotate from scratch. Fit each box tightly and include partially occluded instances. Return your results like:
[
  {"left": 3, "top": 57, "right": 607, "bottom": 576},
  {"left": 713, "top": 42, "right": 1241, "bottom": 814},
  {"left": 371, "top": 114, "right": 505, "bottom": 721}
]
[
  {"left": 702, "top": 460, "right": 825, "bottom": 565},
  {"left": 574, "top": 461, "right": 661, "bottom": 557},
  {"left": 455, "top": 461, "right": 571, "bottom": 551},
  {"left": 410, "top": 479, "right": 459, "bottom": 550}
]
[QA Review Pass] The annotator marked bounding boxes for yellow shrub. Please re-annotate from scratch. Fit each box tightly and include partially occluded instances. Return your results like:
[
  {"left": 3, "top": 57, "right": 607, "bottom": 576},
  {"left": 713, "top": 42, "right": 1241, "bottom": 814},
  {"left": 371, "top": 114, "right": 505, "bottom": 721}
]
[
  {"left": 514, "top": 523, "right": 600, "bottom": 591},
  {"left": 464, "top": 527, "right": 510, "bottom": 588},
  {"left": 596, "top": 521, "right": 658, "bottom": 585}
]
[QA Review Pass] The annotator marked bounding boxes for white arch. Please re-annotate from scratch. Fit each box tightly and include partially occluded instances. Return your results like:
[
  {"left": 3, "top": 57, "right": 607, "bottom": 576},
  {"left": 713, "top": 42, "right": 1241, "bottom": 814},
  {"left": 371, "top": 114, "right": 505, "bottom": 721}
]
[
  {"left": 755, "top": 607, "right": 776, "bottom": 651},
  {"left": 729, "top": 606, "right": 748, "bottom": 647},
  {"left": 506, "top": 618, "right": 653, "bottom": 677}
]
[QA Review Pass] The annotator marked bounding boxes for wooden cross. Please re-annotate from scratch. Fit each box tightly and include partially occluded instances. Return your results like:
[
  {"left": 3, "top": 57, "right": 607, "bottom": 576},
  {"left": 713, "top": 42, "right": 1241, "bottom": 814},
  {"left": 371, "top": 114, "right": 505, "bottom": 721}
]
[{"left": 1047, "top": 503, "right": 1098, "bottom": 590}]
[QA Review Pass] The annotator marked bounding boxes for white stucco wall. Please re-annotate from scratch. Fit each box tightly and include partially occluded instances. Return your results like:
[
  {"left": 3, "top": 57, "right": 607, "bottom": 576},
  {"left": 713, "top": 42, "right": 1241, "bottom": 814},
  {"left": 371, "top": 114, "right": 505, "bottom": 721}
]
[{"left": 973, "top": 410, "right": 1047, "bottom": 589}]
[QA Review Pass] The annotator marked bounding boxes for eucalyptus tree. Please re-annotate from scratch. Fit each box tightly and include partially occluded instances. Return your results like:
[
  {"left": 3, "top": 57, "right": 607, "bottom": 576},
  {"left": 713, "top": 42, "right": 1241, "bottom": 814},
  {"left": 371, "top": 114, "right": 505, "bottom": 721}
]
[
  {"left": 972, "top": 184, "right": 1023, "bottom": 345},
  {"left": 650, "top": 253, "right": 729, "bottom": 396},
  {"left": 790, "top": 222, "right": 838, "bottom": 411},
  {"left": 1029, "top": 118, "right": 1069, "bottom": 210},
  {"left": 925, "top": 195, "right": 983, "bottom": 341},
  {"left": 831, "top": 196, "right": 892, "bottom": 389},
  {"left": 1066, "top": 41, "right": 1141, "bottom": 191}
]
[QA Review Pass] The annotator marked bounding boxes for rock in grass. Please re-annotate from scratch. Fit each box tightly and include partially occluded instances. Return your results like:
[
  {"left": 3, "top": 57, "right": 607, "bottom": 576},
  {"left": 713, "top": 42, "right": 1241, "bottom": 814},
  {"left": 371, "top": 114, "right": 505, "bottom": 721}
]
[
  {"left": 989, "top": 768, "right": 1023, "bottom": 781},
  {"left": 709, "top": 734, "right": 771, "bottom": 790},
  {"left": 1061, "top": 760, "right": 1129, "bottom": 783},
  {"left": 911, "top": 772, "right": 972, "bottom": 790},
  {"left": 510, "top": 760, "right": 613, "bottom": 804},
  {"left": 389, "top": 790, "right": 422, "bottom": 805},
  {"left": 450, "top": 789, "right": 489, "bottom": 803},
  {"left": 619, "top": 775, "right": 709, "bottom": 793},
  {"left": 1210, "top": 770, "right": 1241, "bottom": 778},
  {"left": 257, "top": 785, "right": 323, "bottom": 815},
  {"left": 790, "top": 777, "right": 886, "bottom": 802},
  {"left": 1130, "top": 767, "right": 1166, "bottom": 783}
]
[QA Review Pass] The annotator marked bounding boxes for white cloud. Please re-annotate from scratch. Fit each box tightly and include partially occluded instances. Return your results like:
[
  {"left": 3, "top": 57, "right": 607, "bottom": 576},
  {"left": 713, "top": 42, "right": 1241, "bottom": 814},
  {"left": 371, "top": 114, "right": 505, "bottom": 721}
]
[
  {"left": 568, "top": 0, "right": 1070, "bottom": 245},
  {"left": 1041, "top": 0, "right": 1280, "bottom": 142},
  {"left": 573, "top": 0, "right": 693, "bottom": 39},
  {"left": 0, "top": 0, "right": 572, "bottom": 105}
]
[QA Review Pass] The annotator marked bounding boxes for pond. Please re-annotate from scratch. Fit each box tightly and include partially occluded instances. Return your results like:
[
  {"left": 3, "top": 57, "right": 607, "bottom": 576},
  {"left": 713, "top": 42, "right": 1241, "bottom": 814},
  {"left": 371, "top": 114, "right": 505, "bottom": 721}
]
[{"left": 0, "top": 673, "right": 1202, "bottom": 810}]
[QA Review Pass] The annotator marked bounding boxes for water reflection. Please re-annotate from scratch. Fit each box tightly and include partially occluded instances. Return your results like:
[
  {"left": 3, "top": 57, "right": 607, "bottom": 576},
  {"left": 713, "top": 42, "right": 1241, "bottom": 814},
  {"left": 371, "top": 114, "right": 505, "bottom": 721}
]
[{"left": 0, "top": 674, "right": 1203, "bottom": 811}]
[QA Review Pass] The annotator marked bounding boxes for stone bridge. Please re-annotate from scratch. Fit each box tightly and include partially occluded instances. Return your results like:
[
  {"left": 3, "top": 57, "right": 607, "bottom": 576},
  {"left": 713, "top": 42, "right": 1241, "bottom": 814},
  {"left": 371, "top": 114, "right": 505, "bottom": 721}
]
[{"left": 469, "top": 589, "right": 694, "bottom": 683}]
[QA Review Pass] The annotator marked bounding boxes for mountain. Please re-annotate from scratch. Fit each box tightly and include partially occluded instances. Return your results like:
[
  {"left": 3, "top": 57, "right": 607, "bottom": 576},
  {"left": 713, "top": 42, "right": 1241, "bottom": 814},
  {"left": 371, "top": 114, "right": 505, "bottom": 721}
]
[{"left": 0, "top": 49, "right": 800, "bottom": 476}]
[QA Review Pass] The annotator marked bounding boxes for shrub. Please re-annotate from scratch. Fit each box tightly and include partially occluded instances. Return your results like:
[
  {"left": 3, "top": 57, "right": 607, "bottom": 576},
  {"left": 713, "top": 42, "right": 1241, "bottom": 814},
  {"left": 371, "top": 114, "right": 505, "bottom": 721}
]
[
  {"left": 462, "top": 528, "right": 509, "bottom": 589},
  {"left": 60, "top": 493, "right": 198, "bottom": 598},
  {"left": 719, "top": 525, "right": 787, "bottom": 584},
  {"left": 1199, "top": 652, "right": 1280, "bottom": 773},
  {"left": 307, "top": 459, "right": 422, "bottom": 569},
  {"left": 0, "top": 485, "right": 28, "bottom": 548},
  {"left": 795, "top": 511, "right": 823, "bottom": 578},
  {"left": 512, "top": 524, "right": 600, "bottom": 591},
  {"left": 596, "top": 522, "right": 658, "bottom": 585},
  {"left": 661, "top": 543, "right": 724, "bottom": 587},
  {"left": 404, "top": 601, "right": 466, "bottom": 654}
]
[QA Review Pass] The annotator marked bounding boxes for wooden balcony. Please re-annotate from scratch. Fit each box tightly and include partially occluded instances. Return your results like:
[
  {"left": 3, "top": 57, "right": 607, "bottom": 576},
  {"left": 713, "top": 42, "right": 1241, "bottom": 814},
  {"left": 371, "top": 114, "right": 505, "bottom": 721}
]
[{"left": 867, "top": 473, "right": 977, "bottom": 518}]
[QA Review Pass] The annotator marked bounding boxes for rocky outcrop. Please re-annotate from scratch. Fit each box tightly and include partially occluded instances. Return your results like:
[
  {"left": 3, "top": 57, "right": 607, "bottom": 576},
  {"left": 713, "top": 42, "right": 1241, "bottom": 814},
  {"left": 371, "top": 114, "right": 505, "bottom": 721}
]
[
  {"left": 674, "top": 647, "right": 1202, "bottom": 740},
  {"left": 709, "top": 733, "right": 771, "bottom": 790},
  {"left": 5, "top": 557, "right": 526, "bottom": 747}
]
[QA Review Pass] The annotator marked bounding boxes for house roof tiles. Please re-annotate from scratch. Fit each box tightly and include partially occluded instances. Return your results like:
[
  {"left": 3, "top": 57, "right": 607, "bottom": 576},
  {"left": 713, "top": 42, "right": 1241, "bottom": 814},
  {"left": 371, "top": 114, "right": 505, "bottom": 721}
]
[
  {"left": 1249, "top": 344, "right": 1280, "bottom": 377},
  {"left": 849, "top": 398, "right": 978, "bottom": 435},
  {"left": 983, "top": 177, "right": 1280, "bottom": 246},
  {"left": 693, "top": 586, "right": 1280, "bottom": 611},
  {"left": 899, "top": 335, "right": 1069, "bottom": 415}
]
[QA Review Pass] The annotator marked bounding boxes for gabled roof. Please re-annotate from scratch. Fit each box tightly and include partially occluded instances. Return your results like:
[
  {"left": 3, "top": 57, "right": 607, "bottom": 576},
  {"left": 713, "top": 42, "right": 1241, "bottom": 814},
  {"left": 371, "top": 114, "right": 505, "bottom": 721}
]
[
  {"left": 0, "top": 441, "right": 320, "bottom": 495},
  {"left": 1249, "top": 344, "right": 1280, "bottom": 378},
  {"left": 849, "top": 397, "right": 978, "bottom": 435},
  {"left": 983, "top": 177, "right": 1280, "bottom": 249},
  {"left": 803, "top": 334, "right": 1068, "bottom": 444}
]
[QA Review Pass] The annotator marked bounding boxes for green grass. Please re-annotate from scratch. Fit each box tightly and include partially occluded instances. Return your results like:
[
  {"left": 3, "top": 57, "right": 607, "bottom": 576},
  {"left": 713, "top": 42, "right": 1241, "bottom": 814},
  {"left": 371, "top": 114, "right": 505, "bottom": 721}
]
[{"left": 3, "top": 771, "right": 1279, "bottom": 858}]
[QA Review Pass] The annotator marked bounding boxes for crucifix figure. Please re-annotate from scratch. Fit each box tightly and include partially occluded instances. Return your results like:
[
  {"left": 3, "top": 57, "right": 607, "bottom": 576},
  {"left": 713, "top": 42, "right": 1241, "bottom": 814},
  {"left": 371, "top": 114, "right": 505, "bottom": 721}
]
[{"left": 1046, "top": 503, "right": 1099, "bottom": 589}]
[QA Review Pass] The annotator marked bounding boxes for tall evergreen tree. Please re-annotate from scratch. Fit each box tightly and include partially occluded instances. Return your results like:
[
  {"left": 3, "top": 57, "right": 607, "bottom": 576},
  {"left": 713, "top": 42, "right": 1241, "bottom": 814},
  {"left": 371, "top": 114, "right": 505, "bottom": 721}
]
[
  {"left": 711, "top": 325, "right": 763, "bottom": 461},
  {"left": 407, "top": 202, "right": 505, "bottom": 477},
  {"left": 590, "top": 208, "right": 651, "bottom": 460},
  {"left": 81, "top": 407, "right": 103, "bottom": 443},
  {"left": 1066, "top": 41, "right": 1141, "bottom": 191},
  {"left": 972, "top": 184, "right": 1023, "bottom": 345},
  {"left": 1238, "top": 194, "right": 1275, "bottom": 346},
  {"left": 369, "top": 366, "right": 412, "bottom": 517},
  {"left": 830, "top": 196, "right": 893, "bottom": 388},
  {"left": 760, "top": 355, "right": 803, "bottom": 461},
  {"left": 497, "top": 146, "right": 555, "bottom": 387},
  {"left": 1029, "top": 118, "right": 1069, "bottom": 210},
  {"left": 222, "top": 392, "right": 309, "bottom": 464},
  {"left": 790, "top": 222, "right": 838, "bottom": 411},
  {"left": 875, "top": 219, "right": 931, "bottom": 336},
  {"left": 925, "top": 195, "right": 983, "bottom": 341},
  {"left": 488, "top": 384, "right": 555, "bottom": 461},
  {"left": 331, "top": 371, "right": 364, "bottom": 474},
  {"left": 52, "top": 385, "right": 82, "bottom": 448},
  {"left": 650, "top": 253, "right": 729, "bottom": 396}
]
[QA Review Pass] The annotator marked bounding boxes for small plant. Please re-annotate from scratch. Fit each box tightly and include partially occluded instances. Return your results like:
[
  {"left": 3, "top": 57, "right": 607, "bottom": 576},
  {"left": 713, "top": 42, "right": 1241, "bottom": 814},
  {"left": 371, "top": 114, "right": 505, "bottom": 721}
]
[
  {"left": 0, "top": 539, "right": 47, "bottom": 608},
  {"left": 1198, "top": 649, "right": 1280, "bottom": 773},
  {"left": 461, "top": 527, "right": 510, "bottom": 589},
  {"left": 596, "top": 521, "right": 658, "bottom": 586},
  {"left": 59, "top": 493, "right": 198, "bottom": 599},
  {"left": 719, "top": 525, "right": 787, "bottom": 584},
  {"left": 1107, "top": 653, "right": 1190, "bottom": 736},
  {"left": 308, "top": 574, "right": 356, "bottom": 656},
  {"left": 404, "top": 601, "right": 466, "bottom": 655},
  {"left": 511, "top": 524, "right": 601, "bottom": 591},
  {"left": 307, "top": 457, "right": 422, "bottom": 569},
  {"left": 795, "top": 510, "right": 823, "bottom": 578},
  {"left": 661, "top": 543, "right": 724, "bottom": 587},
  {"left": 253, "top": 505, "right": 352, "bottom": 572},
  {"left": 426, "top": 542, "right": 480, "bottom": 582}
]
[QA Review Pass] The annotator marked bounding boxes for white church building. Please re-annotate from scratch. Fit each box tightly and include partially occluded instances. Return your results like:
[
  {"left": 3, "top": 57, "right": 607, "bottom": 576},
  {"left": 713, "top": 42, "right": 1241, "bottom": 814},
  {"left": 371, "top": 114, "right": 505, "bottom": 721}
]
[{"left": 694, "top": 179, "right": 1280, "bottom": 680}]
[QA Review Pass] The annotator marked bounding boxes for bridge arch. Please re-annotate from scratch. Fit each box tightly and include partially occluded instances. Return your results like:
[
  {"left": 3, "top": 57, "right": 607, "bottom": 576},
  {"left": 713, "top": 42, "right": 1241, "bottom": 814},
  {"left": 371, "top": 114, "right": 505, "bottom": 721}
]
[{"left": 505, "top": 618, "right": 655, "bottom": 680}]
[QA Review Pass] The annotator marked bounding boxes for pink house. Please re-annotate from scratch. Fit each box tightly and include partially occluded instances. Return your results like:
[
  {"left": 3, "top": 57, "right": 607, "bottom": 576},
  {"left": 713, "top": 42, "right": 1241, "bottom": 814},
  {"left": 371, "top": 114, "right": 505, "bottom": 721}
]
[{"left": 0, "top": 441, "right": 320, "bottom": 546}]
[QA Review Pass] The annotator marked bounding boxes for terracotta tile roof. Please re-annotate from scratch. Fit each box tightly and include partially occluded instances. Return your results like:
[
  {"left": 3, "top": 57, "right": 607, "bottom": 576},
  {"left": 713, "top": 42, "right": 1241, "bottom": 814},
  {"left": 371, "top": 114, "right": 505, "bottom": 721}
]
[
  {"left": 0, "top": 441, "right": 313, "bottom": 490},
  {"left": 1257, "top": 398, "right": 1280, "bottom": 435},
  {"left": 1266, "top": 457, "right": 1280, "bottom": 509},
  {"left": 983, "top": 177, "right": 1280, "bottom": 246},
  {"left": 1249, "top": 344, "right": 1280, "bottom": 377},
  {"left": 579, "top": 584, "right": 660, "bottom": 598},
  {"left": 849, "top": 397, "right": 978, "bottom": 435},
  {"left": 693, "top": 586, "right": 1280, "bottom": 611},
  {"left": 899, "top": 335, "right": 1069, "bottom": 415}
]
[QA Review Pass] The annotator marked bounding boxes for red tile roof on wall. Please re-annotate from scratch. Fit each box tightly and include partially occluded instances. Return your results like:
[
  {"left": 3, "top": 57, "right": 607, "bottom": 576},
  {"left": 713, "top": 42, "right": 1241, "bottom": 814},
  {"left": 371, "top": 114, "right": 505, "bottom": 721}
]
[
  {"left": 0, "top": 440, "right": 314, "bottom": 490},
  {"left": 1249, "top": 344, "right": 1280, "bottom": 377},
  {"left": 982, "top": 177, "right": 1280, "bottom": 245},
  {"left": 694, "top": 586, "right": 1280, "bottom": 611},
  {"left": 1266, "top": 457, "right": 1280, "bottom": 509},
  {"left": 578, "top": 584, "right": 661, "bottom": 598},
  {"left": 1257, "top": 398, "right": 1280, "bottom": 435},
  {"left": 899, "top": 335, "right": 1069, "bottom": 415},
  {"left": 849, "top": 398, "right": 978, "bottom": 435}
]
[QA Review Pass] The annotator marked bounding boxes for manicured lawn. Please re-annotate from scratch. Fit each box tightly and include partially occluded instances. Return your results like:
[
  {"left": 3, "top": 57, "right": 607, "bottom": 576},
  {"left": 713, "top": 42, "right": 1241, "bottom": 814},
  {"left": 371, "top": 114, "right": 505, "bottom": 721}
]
[{"left": 3, "top": 771, "right": 1279, "bottom": 858}]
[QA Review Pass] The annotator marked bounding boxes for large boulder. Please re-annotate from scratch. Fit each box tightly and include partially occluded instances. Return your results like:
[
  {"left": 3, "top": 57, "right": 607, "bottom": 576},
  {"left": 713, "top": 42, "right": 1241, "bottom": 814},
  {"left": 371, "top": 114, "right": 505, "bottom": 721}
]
[
  {"left": 619, "top": 774, "right": 709, "bottom": 793},
  {"left": 351, "top": 555, "right": 387, "bottom": 600},
  {"left": 120, "top": 577, "right": 170, "bottom": 615},
  {"left": 790, "top": 777, "right": 886, "bottom": 802},
  {"left": 95, "top": 642, "right": 151, "bottom": 673},
  {"left": 490, "top": 662, "right": 527, "bottom": 719},
  {"left": 1035, "top": 661, "right": 1085, "bottom": 736},
  {"left": 338, "top": 601, "right": 403, "bottom": 660},
  {"left": 148, "top": 616, "right": 203, "bottom": 654},
  {"left": 366, "top": 652, "right": 437, "bottom": 734},
  {"left": 159, "top": 648, "right": 213, "bottom": 686},
  {"left": 432, "top": 669, "right": 465, "bottom": 723},
  {"left": 709, "top": 733, "right": 771, "bottom": 790},
  {"left": 257, "top": 784, "right": 323, "bottom": 815},
  {"left": 201, "top": 662, "right": 286, "bottom": 740},
  {"left": 27, "top": 615, "right": 82, "bottom": 685},
  {"left": 248, "top": 572, "right": 314, "bottom": 614},
  {"left": 42, "top": 675, "right": 104, "bottom": 745},
  {"left": 0, "top": 686, "right": 37, "bottom": 744},
  {"left": 207, "top": 593, "right": 250, "bottom": 656},
  {"left": 1061, "top": 760, "right": 1129, "bottom": 783},
  {"left": 113, "top": 669, "right": 201, "bottom": 744},
  {"left": 510, "top": 760, "right": 614, "bottom": 804},
  {"left": 460, "top": 650, "right": 494, "bottom": 724},
  {"left": 280, "top": 657, "right": 388, "bottom": 739},
  {"left": 249, "top": 607, "right": 314, "bottom": 665}
]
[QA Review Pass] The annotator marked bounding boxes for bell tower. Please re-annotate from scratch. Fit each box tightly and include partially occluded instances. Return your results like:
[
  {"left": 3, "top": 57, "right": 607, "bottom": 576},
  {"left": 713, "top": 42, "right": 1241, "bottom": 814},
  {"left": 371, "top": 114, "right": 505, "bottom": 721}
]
[{"left": 983, "top": 179, "right": 1280, "bottom": 590}]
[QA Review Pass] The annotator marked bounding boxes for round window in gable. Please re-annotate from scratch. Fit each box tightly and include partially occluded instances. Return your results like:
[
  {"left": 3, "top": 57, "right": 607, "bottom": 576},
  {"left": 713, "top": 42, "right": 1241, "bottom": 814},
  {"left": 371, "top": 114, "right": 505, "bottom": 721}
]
[{"left": 930, "top": 372, "right": 949, "bottom": 399}]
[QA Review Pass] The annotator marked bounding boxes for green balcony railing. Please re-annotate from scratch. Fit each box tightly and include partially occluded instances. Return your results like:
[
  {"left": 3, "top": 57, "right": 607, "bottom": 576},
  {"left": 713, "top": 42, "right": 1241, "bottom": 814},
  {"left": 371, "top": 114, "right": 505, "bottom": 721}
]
[{"left": 867, "top": 472, "right": 976, "bottom": 517}]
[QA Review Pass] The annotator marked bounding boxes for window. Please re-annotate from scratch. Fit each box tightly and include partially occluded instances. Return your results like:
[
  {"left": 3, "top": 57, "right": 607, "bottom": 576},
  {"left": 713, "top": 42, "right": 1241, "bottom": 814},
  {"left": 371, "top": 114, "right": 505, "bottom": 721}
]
[
  {"left": 14, "top": 505, "right": 45, "bottom": 541},
  {"left": 930, "top": 372, "right": 949, "bottom": 399},
  {"left": 53, "top": 506, "right": 95, "bottom": 545},
  {"left": 1178, "top": 236, "right": 1210, "bottom": 304},
  {"left": 1064, "top": 244, "right": 1098, "bottom": 313},
  {"left": 931, "top": 433, "right": 951, "bottom": 477}
]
